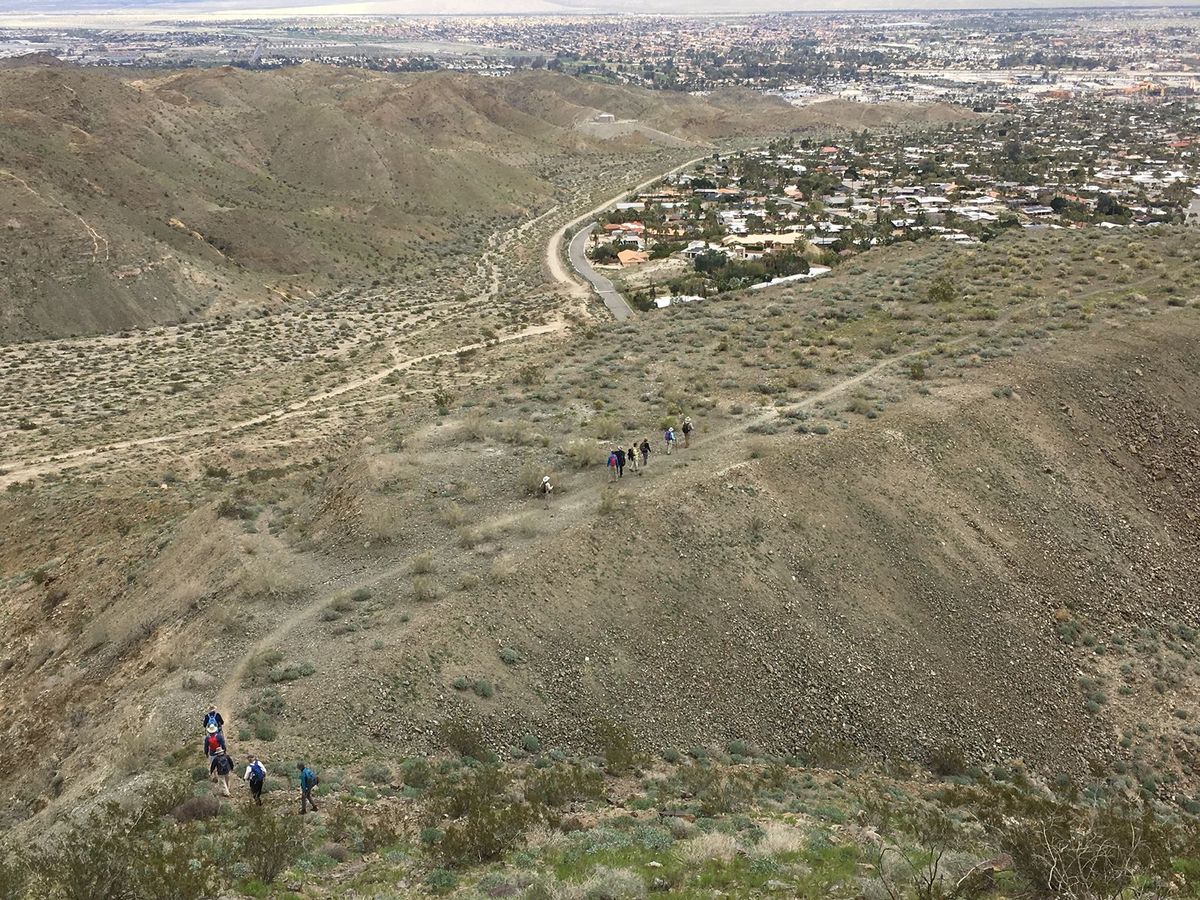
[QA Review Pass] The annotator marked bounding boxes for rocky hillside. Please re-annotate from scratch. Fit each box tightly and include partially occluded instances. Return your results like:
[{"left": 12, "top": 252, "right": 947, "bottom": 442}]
[{"left": 0, "top": 226, "right": 1196, "bottom": 841}]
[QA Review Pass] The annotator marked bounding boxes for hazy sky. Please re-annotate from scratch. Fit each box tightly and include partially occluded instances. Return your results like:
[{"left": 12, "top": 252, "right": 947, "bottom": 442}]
[
  {"left": 5, "top": 0, "right": 1200, "bottom": 16},
  {"left": 2, "top": 0, "right": 1200, "bottom": 21}
]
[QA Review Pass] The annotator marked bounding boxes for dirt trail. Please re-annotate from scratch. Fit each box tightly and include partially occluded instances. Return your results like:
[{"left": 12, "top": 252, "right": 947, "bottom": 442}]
[
  {"left": 208, "top": 306, "right": 1007, "bottom": 723},
  {"left": 0, "top": 322, "right": 562, "bottom": 488},
  {"left": 0, "top": 169, "right": 110, "bottom": 261},
  {"left": 208, "top": 274, "right": 1180, "bottom": 724}
]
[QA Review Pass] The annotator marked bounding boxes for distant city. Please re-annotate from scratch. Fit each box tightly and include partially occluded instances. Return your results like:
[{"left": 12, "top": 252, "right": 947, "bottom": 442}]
[{"left": 1, "top": 8, "right": 1198, "bottom": 113}]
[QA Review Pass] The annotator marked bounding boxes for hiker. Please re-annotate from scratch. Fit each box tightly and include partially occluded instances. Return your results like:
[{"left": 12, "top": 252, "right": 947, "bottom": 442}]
[
  {"left": 607, "top": 450, "right": 619, "bottom": 482},
  {"left": 664, "top": 426, "right": 676, "bottom": 455},
  {"left": 615, "top": 447, "right": 626, "bottom": 478},
  {"left": 204, "top": 724, "right": 227, "bottom": 758},
  {"left": 640, "top": 438, "right": 651, "bottom": 468},
  {"left": 682, "top": 417, "right": 694, "bottom": 448},
  {"left": 243, "top": 755, "right": 267, "bottom": 806},
  {"left": 203, "top": 705, "right": 224, "bottom": 734},
  {"left": 298, "top": 762, "right": 319, "bottom": 814},
  {"left": 210, "top": 747, "right": 234, "bottom": 798},
  {"left": 626, "top": 445, "right": 638, "bottom": 474},
  {"left": 540, "top": 475, "right": 553, "bottom": 509}
]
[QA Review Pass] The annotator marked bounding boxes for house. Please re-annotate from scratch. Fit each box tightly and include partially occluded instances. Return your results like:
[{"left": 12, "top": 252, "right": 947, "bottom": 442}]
[
  {"left": 682, "top": 240, "right": 725, "bottom": 259},
  {"left": 616, "top": 249, "right": 649, "bottom": 266}
]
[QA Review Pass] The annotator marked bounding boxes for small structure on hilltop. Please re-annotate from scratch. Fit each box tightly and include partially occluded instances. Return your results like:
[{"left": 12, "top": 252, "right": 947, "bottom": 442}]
[{"left": 594, "top": 112, "right": 616, "bottom": 124}]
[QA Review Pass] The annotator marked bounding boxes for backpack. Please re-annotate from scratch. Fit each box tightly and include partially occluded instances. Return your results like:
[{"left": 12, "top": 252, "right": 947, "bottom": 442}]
[
  {"left": 205, "top": 733, "right": 220, "bottom": 754},
  {"left": 204, "top": 711, "right": 219, "bottom": 729},
  {"left": 249, "top": 761, "right": 265, "bottom": 783}
]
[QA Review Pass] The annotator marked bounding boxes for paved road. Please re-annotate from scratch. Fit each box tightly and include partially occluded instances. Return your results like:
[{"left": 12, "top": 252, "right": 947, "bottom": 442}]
[{"left": 569, "top": 222, "right": 632, "bottom": 321}]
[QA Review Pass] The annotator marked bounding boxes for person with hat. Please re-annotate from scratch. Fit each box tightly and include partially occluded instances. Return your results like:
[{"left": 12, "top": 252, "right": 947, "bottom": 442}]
[
  {"left": 204, "top": 723, "right": 226, "bottom": 758},
  {"left": 540, "top": 475, "right": 553, "bottom": 509},
  {"left": 210, "top": 746, "right": 235, "bottom": 798},
  {"left": 202, "top": 705, "right": 224, "bottom": 734}
]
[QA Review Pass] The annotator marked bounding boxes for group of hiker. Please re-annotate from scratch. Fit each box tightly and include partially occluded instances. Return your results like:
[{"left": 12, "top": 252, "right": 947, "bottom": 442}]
[
  {"left": 606, "top": 417, "right": 693, "bottom": 482},
  {"left": 202, "top": 705, "right": 319, "bottom": 813}
]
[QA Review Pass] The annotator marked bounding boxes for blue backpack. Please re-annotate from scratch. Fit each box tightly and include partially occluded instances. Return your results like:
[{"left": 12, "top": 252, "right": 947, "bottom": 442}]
[{"left": 249, "top": 761, "right": 265, "bottom": 784}]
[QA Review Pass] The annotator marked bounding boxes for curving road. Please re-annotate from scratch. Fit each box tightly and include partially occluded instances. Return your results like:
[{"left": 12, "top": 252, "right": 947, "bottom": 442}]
[
  {"left": 545, "top": 154, "right": 708, "bottom": 318},
  {"left": 569, "top": 222, "right": 632, "bottom": 321}
]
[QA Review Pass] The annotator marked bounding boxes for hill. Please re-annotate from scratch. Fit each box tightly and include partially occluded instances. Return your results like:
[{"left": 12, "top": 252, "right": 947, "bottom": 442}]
[
  {"left": 0, "top": 221, "right": 1196, "bottom": 817},
  {"left": 0, "top": 63, "right": 966, "bottom": 343}
]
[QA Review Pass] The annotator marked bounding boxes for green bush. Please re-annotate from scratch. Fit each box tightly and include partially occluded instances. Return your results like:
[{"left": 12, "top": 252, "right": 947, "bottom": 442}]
[
  {"left": 594, "top": 719, "right": 644, "bottom": 776},
  {"left": 429, "top": 767, "right": 533, "bottom": 867},
  {"left": 240, "top": 805, "right": 304, "bottom": 885}
]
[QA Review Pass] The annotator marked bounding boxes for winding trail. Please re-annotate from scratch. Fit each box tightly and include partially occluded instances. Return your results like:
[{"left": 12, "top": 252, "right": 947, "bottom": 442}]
[
  {"left": 0, "top": 169, "right": 110, "bottom": 261},
  {"left": 0, "top": 322, "right": 561, "bottom": 488}
]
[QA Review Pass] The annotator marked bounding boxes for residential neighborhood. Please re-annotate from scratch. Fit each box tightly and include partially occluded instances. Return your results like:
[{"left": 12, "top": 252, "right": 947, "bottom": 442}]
[{"left": 583, "top": 92, "right": 1199, "bottom": 310}]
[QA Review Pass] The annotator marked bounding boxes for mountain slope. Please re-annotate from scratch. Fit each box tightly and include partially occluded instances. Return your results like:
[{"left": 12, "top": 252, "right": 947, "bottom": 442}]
[{"left": 0, "top": 62, "right": 969, "bottom": 342}]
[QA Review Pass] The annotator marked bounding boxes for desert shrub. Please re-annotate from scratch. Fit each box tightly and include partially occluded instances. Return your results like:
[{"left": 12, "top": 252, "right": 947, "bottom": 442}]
[
  {"left": 1000, "top": 799, "right": 1180, "bottom": 899},
  {"left": 402, "top": 757, "right": 434, "bottom": 789},
  {"left": 581, "top": 866, "right": 647, "bottom": 900},
  {"left": 518, "top": 462, "right": 547, "bottom": 496},
  {"left": 239, "top": 557, "right": 301, "bottom": 599},
  {"left": 439, "top": 502, "right": 468, "bottom": 527},
  {"left": 30, "top": 779, "right": 216, "bottom": 900},
  {"left": 410, "top": 552, "right": 435, "bottom": 574},
  {"left": 0, "top": 850, "right": 27, "bottom": 899},
  {"left": 565, "top": 439, "right": 605, "bottom": 469},
  {"left": 269, "top": 662, "right": 314, "bottom": 683},
  {"left": 425, "top": 868, "right": 459, "bottom": 894},
  {"left": 499, "top": 646, "right": 522, "bottom": 665},
  {"left": 594, "top": 720, "right": 644, "bottom": 776},
  {"left": 473, "top": 679, "right": 495, "bottom": 699},
  {"left": 524, "top": 764, "right": 605, "bottom": 813},
  {"left": 244, "top": 650, "right": 284, "bottom": 684},
  {"left": 363, "top": 761, "right": 392, "bottom": 785},
  {"left": 428, "top": 767, "right": 533, "bottom": 867},
  {"left": 240, "top": 805, "right": 304, "bottom": 884},
  {"left": 928, "top": 744, "right": 968, "bottom": 778},
  {"left": 413, "top": 575, "right": 442, "bottom": 602},
  {"left": 674, "top": 763, "right": 752, "bottom": 817},
  {"left": 440, "top": 721, "right": 491, "bottom": 762}
]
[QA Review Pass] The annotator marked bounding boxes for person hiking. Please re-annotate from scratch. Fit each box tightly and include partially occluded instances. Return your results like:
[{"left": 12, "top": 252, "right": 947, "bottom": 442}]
[
  {"left": 243, "top": 755, "right": 267, "bottom": 806},
  {"left": 607, "top": 450, "right": 619, "bottom": 482},
  {"left": 682, "top": 417, "right": 694, "bottom": 448},
  {"left": 298, "top": 762, "right": 319, "bottom": 814},
  {"left": 204, "top": 724, "right": 227, "bottom": 758},
  {"left": 626, "top": 445, "right": 638, "bottom": 474},
  {"left": 540, "top": 475, "right": 553, "bottom": 509},
  {"left": 615, "top": 447, "right": 626, "bottom": 478},
  {"left": 640, "top": 439, "right": 651, "bottom": 468},
  {"left": 209, "top": 747, "right": 234, "bottom": 798},
  {"left": 664, "top": 426, "right": 676, "bottom": 455},
  {"left": 203, "top": 706, "right": 224, "bottom": 734}
]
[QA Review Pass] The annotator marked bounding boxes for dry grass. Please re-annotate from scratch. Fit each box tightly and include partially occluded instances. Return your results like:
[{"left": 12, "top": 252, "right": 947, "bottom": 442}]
[
  {"left": 412, "top": 575, "right": 442, "bottom": 602},
  {"left": 489, "top": 555, "right": 517, "bottom": 584},
  {"left": 410, "top": 551, "right": 435, "bottom": 575},
  {"left": 675, "top": 831, "right": 739, "bottom": 865},
  {"left": 239, "top": 555, "right": 303, "bottom": 599},
  {"left": 749, "top": 821, "right": 807, "bottom": 858},
  {"left": 361, "top": 501, "right": 404, "bottom": 543}
]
